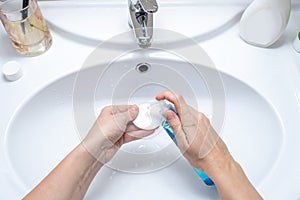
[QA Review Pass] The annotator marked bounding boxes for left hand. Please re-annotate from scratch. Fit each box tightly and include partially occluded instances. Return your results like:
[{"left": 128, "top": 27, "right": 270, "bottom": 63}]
[{"left": 82, "top": 105, "right": 154, "bottom": 164}]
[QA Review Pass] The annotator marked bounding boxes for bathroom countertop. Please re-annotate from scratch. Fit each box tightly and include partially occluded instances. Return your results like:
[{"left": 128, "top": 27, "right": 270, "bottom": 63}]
[{"left": 0, "top": 1, "right": 300, "bottom": 199}]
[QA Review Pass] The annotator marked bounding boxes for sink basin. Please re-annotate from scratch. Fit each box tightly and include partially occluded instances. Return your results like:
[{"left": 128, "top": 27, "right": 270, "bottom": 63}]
[
  {"left": 4, "top": 35, "right": 284, "bottom": 199},
  {"left": 0, "top": 1, "right": 299, "bottom": 199}
]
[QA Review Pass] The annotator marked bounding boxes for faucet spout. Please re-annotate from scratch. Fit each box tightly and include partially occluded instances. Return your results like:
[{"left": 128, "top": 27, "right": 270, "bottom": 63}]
[{"left": 128, "top": 0, "right": 158, "bottom": 48}]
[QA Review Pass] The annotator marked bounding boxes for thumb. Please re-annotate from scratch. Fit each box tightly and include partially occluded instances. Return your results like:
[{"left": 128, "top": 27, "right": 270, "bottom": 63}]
[
  {"left": 165, "top": 110, "right": 188, "bottom": 149},
  {"left": 114, "top": 105, "right": 139, "bottom": 131}
]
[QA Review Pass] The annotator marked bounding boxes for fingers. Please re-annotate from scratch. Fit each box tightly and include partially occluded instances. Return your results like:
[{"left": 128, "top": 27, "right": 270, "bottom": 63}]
[
  {"left": 112, "top": 105, "right": 139, "bottom": 131},
  {"left": 165, "top": 110, "right": 189, "bottom": 150},
  {"left": 125, "top": 123, "right": 155, "bottom": 132},
  {"left": 155, "top": 91, "right": 189, "bottom": 117},
  {"left": 103, "top": 105, "right": 138, "bottom": 116}
]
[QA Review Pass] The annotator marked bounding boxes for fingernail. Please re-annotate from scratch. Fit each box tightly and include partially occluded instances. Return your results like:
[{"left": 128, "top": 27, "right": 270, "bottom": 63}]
[
  {"left": 166, "top": 112, "right": 174, "bottom": 120},
  {"left": 129, "top": 105, "right": 138, "bottom": 112}
]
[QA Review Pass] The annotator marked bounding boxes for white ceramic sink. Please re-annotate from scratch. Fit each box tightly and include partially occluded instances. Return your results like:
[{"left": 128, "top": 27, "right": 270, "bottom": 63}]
[
  {"left": 1, "top": 1, "right": 300, "bottom": 200},
  {"left": 3, "top": 47, "right": 285, "bottom": 199}
]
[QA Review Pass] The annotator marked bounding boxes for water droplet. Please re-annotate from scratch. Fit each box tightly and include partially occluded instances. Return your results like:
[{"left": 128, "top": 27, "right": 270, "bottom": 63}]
[
  {"left": 136, "top": 144, "right": 146, "bottom": 153},
  {"left": 134, "top": 163, "right": 139, "bottom": 168},
  {"left": 109, "top": 170, "right": 117, "bottom": 181},
  {"left": 154, "top": 143, "right": 160, "bottom": 150}
]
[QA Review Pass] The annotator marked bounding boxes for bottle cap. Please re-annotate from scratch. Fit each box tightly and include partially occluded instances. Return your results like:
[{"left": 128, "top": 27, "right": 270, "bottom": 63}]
[{"left": 2, "top": 61, "right": 23, "bottom": 81}]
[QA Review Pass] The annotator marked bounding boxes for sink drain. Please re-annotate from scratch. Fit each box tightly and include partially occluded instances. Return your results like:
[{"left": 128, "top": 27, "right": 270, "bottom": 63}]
[{"left": 136, "top": 63, "right": 151, "bottom": 73}]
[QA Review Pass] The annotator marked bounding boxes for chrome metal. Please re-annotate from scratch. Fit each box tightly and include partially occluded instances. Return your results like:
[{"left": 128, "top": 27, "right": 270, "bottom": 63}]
[
  {"left": 128, "top": 0, "right": 158, "bottom": 48},
  {"left": 136, "top": 62, "right": 151, "bottom": 73}
]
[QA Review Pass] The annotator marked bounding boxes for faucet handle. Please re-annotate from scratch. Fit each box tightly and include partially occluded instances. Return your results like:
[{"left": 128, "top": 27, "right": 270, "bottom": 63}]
[{"left": 139, "top": 0, "right": 158, "bottom": 13}]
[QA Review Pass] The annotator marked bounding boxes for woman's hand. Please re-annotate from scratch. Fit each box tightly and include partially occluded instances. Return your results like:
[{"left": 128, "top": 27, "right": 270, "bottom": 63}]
[
  {"left": 156, "top": 91, "right": 262, "bottom": 200},
  {"left": 156, "top": 91, "right": 230, "bottom": 172},
  {"left": 82, "top": 105, "right": 154, "bottom": 164}
]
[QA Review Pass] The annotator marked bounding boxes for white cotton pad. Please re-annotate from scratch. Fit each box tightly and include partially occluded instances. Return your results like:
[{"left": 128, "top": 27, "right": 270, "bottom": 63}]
[
  {"left": 133, "top": 103, "right": 161, "bottom": 130},
  {"left": 133, "top": 101, "right": 170, "bottom": 130}
]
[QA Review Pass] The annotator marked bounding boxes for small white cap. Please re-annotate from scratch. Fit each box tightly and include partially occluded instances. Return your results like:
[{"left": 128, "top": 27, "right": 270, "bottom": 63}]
[
  {"left": 293, "top": 33, "right": 300, "bottom": 53},
  {"left": 2, "top": 61, "right": 23, "bottom": 81}
]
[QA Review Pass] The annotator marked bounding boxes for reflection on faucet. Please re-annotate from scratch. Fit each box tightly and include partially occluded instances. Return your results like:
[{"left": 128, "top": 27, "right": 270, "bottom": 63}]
[{"left": 128, "top": 0, "right": 158, "bottom": 48}]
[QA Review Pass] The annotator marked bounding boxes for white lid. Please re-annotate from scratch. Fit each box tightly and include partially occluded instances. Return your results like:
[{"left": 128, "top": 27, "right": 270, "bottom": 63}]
[{"left": 2, "top": 61, "right": 23, "bottom": 81}]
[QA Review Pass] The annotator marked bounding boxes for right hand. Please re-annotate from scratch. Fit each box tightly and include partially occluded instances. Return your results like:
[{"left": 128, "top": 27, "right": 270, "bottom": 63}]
[
  {"left": 157, "top": 91, "right": 263, "bottom": 200},
  {"left": 156, "top": 91, "right": 232, "bottom": 173}
]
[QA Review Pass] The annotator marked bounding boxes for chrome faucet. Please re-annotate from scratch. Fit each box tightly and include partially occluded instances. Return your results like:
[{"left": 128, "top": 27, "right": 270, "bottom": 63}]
[{"left": 128, "top": 0, "right": 158, "bottom": 48}]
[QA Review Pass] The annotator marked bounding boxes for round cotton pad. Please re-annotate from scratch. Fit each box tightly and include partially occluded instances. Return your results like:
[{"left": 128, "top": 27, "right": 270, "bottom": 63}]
[{"left": 133, "top": 103, "right": 163, "bottom": 130}]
